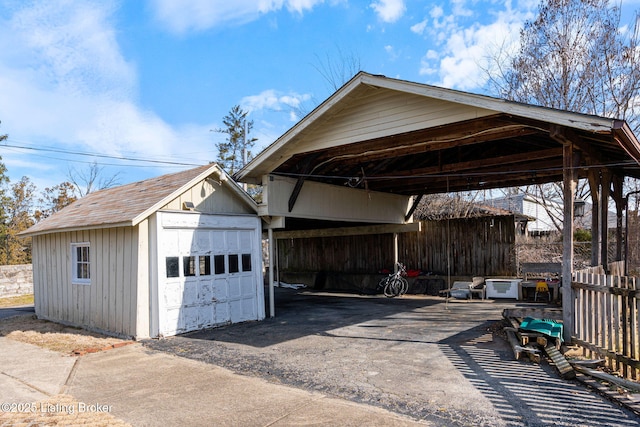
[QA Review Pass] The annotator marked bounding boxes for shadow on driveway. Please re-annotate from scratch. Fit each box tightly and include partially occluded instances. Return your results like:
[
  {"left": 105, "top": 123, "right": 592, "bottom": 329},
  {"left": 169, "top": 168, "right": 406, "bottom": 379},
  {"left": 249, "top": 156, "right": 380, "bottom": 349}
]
[{"left": 145, "top": 288, "right": 639, "bottom": 426}]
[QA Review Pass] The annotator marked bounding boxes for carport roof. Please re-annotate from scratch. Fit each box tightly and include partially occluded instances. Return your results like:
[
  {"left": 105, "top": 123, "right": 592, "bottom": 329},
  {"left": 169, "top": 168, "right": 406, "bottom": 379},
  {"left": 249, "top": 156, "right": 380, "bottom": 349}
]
[{"left": 235, "top": 72, "right": 640, "bottom": 196}]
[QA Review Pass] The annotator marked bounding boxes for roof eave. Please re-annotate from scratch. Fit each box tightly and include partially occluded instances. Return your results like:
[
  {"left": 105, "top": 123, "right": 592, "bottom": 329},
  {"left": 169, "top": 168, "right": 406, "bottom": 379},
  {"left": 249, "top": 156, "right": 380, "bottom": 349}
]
[
  {"left": 131, "top": 164, "right": 258, "bottom": 226},
  {"left": 20, "top": 221, "right": 135, "bottom": 238}
]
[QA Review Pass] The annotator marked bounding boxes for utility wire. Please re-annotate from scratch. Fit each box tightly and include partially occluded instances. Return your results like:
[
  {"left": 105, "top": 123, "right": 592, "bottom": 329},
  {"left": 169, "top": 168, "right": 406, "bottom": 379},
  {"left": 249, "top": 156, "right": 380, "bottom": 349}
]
[{"left": 0, "top": 140, "right": 208, "bottom": 167}]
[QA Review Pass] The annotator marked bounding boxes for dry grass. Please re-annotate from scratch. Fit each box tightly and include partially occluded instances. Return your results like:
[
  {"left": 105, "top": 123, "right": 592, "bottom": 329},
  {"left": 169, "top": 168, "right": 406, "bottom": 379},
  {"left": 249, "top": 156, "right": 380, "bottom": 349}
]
[
  {"left": 0, "top": 394, "right": 132, "bottom": 426},
  {"left": 0, "top": 314, "right": 131, "bottom": 355},
  {"left": 0, "top": 294, "right": 34, "bottom": 308}
]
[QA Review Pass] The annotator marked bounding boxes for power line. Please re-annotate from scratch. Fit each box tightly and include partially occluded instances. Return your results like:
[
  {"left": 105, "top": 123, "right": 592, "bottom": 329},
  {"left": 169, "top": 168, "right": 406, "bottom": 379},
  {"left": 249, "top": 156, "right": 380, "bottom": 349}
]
[{"left": 0, "top": 140, "right": 207, "bottom": 167}]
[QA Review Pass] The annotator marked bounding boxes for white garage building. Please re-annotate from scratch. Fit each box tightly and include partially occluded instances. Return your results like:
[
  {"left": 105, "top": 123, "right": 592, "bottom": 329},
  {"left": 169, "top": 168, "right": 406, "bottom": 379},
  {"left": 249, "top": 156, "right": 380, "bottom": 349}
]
[{"left": 22, "top": 164, "right": 264, "bottom": 339}]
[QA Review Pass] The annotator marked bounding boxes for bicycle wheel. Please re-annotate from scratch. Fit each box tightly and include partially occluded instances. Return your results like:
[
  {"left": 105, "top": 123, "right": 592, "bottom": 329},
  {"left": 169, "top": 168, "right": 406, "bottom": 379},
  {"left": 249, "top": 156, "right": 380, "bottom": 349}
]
[
  {"left": 385, "top": 277, "right": 402, "bottom": 297},
  {"left": 383, "top": 278, "right": 398, "bottom": 297},
  {"left": 378, "top": 276, "right": 390, "bottom": 295},
  {"left": 398, "top": 277, "right": 409, "bottom": 295}
]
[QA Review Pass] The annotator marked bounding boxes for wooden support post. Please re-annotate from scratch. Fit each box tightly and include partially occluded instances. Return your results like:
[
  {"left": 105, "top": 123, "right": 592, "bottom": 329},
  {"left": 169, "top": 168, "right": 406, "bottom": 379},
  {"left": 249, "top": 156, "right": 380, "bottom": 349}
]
[
  {"left": 613, "top": 174, "right": 625, "bottom": 261},
  {"left": 268, "top": 227, "right": 275, "bottom": 318},
  {"left": 588, "top": 170, "right": 601, "bottom": 267},
  {"left": 600, "top": 170, "right": 611, "bottom": 271},
  {"left": 563, "top": 143, "right": 577, "bottom": 343},
  {"left": 393, "top": 232, "right": 399, "bottom": 272}
]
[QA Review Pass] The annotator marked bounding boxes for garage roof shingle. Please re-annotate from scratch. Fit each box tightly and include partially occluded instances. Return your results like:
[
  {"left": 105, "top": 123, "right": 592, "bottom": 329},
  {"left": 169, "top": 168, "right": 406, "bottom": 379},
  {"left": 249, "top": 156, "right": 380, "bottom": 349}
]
[{"left": 22, "top": 164, "right": 235, "bottom": 236}]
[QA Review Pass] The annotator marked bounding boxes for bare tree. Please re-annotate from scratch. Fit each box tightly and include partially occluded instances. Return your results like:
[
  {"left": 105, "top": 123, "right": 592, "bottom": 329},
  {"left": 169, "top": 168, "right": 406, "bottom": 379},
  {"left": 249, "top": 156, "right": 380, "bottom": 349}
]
[
  {"left": 312, "top": 45, "right": 363, "bottom": 92},
  {"left": 68, "top": 161, "right": 120, "bottom": 197},
  {"left": 488, "top": 0, "right": 640, "bottom": 132},
  {"left": 485, "top": 0, "right": 640, "bottom": 222}
]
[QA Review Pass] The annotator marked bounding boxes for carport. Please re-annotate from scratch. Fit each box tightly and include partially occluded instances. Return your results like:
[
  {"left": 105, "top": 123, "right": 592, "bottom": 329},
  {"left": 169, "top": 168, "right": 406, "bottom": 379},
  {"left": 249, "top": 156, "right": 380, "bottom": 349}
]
[{"left": 235, "top": 72, "right": 640, "bottom": 340}]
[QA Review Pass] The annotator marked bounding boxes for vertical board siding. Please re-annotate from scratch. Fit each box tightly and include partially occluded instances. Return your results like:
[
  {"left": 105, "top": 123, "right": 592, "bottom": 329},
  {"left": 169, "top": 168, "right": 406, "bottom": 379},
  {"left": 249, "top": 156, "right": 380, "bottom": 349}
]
[
  {"left": 573, "top": 271, "right": 640, "bottom": 380},
  {"left": 32, "top": 227, "right": 139, "bottom": 338},
  {"left": 277, "top": 217, "right": 515, "bottom": 276}
]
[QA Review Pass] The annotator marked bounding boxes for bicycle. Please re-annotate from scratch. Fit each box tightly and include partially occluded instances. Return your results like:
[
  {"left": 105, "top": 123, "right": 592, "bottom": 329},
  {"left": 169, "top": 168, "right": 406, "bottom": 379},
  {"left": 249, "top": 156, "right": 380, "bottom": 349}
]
[{"left": 378, "top": 262, "right": 409, "bottom": 298}]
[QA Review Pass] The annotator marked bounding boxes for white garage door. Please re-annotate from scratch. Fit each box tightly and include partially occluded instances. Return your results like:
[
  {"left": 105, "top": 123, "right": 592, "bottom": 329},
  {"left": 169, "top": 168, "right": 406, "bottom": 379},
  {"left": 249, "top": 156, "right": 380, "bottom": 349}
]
[{"left": 156, "top": 212, "right": 263, "bottom": 337}]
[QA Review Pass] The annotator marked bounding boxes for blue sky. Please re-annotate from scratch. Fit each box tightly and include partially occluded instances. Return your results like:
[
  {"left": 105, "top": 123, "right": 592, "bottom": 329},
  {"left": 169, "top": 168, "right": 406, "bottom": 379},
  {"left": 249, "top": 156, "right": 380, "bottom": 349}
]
[{"left": 1, "top": 0, "right": 639, "bottom": 193}]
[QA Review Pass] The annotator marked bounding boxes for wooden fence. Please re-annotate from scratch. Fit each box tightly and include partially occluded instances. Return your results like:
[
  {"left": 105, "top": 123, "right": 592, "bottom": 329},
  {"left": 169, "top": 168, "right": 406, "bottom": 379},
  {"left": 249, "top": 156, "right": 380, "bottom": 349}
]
[
  {"left": 572, "top": 266, "right": 640, "bottom": 379},
  {"left": 276, "top": 216, "right": 516, "bottom": 277}
]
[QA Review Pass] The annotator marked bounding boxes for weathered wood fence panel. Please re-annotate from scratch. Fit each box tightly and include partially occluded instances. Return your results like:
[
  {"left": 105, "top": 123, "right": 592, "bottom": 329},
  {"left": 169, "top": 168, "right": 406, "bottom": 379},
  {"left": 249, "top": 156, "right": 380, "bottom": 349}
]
[
  {"left": 573, "top": 270, "right": 640, "bottom": 380},
  {"left": 277, "top": 216, "right": 516, "bottom": 276}
]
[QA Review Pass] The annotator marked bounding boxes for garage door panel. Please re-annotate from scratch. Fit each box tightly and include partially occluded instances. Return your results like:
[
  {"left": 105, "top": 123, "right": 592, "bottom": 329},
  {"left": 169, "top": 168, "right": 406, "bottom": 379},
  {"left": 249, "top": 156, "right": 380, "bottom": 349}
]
[
  {"left": 239, "top": 231, "right": 252, "bottom": 251},
  {"left": 195, "top": 231, "right": 211, "bottom": 253},
  {"left": 197, "top": 305, "right": 214, "bottom": 328},
  {"left": 157, "top": 212, "right": 261, "bottom": 337},
  {"left": 198, "top": 281, "right": 213, "bottom": 301},
  {"left": 241, "top": 298, "right": 256, "bottom": 319},
  {"left": 240, "top": 277, "right": 254, "bottom": 297},
  {"left": 163, "top": 308, "right": 182, "bottom": 335},
  {"left": 183, "top": 306, "right": 199, "bottom": 330},
  {"left": 226, "top": 231, "right": 240, "bottom": 252},
  {"left": 213, "top": 278, "right": 228, "bottom": 301},
  {"left": 216, "top": 302, "right": 230, "bottom": 324},
  {"left": 228, "top": 276, "right": 241, "bottom": 298},
  {"left": 163, "top": 281, "right": 183, "bottom": 307},
  {"left": 211, "top": 231, "right": 226, "bottom": 252},
  {"left": 183, "top": 280, "right": 198, "bottom": 303}
]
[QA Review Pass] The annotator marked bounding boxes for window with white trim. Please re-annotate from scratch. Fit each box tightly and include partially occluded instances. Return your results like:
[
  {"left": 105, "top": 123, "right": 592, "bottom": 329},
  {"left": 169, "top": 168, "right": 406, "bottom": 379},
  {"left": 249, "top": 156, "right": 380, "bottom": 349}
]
[{"left": 71, "top": 243, "right": 91, "bottom": 285}]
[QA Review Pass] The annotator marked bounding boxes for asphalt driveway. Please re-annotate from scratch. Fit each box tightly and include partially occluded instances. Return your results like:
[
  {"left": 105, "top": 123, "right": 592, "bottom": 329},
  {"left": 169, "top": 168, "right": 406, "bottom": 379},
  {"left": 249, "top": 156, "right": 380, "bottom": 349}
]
[{"left": 144, "top": 288, "right": 640, "bottom": 426}]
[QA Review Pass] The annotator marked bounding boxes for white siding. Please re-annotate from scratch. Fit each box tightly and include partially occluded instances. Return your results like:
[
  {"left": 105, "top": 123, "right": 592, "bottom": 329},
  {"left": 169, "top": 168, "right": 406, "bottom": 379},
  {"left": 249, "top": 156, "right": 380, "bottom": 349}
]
[
  {"left": 289, "top": 87, "right": 494, "bottom": 156},
  {"left": 32, "top": 227, "right": 140, "bottom": 338},
  {"left": 263, "top": 175, "right": 412, "bottom": 223},
  {"left": 161, "top": 179, "right": 253, "bottom": 215}
]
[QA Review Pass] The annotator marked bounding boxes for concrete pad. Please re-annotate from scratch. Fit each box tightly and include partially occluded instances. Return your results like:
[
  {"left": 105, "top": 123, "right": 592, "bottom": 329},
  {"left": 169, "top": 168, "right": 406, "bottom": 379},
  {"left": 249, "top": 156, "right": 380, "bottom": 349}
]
[
  {"left": 67, "top": 343, "right": 428, "bottom": 426},
  {"left": 0, "top": 337, "right": 76, "bottom": 402}
]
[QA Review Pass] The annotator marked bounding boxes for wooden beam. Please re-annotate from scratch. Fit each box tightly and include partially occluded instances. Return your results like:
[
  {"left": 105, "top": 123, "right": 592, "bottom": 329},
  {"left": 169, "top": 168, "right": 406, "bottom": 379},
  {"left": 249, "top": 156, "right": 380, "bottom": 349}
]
[
  {"left": 273, "top": 222, "right": 421, "bottom": 239},
  {"left": 563, "top": 142, "right": 578, "bottom": 343},
  {"left": 288, "top": 177, "right": 305, "bottom": 212},
  {"left": 405, "top": 194, "right": 423, "bottom": 221},
  {"left": 613, "top": 174, "right": 624, "bottom": 261},
  {"left": 588, "top": 169, "right": 601, "bottom": 266},
  {"left": 601, "top": 170, "right": 611, "bottom": 271},
  {"left": 373, "top": 147, "right": 563, "bottom": 179},
  {"left": 311, "top": 119, "right": 545, "bottom": 167}
]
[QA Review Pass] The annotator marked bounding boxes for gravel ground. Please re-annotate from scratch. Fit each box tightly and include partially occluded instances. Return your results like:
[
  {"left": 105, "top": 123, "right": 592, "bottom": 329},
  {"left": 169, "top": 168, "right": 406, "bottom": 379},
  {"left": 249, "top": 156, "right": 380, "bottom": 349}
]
[{"left": 144, "top": 289, "right": 640, "bottom": 426}]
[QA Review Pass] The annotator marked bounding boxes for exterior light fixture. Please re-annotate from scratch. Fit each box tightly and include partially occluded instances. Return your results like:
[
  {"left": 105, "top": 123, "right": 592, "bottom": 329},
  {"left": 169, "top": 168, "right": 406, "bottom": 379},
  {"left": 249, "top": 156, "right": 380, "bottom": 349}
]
[{"left": 574, "top": 199, "right": 585, "bottom": 217}]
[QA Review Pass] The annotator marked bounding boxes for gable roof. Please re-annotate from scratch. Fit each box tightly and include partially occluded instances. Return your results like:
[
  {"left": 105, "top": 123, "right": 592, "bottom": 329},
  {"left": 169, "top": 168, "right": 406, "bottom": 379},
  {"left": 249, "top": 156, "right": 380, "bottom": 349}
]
[
  {"left": 235, "top": 72, "right": 640, "bottom": 196},
  {"left": 22, "top": 164, "right": 257, "bottom": 237}
]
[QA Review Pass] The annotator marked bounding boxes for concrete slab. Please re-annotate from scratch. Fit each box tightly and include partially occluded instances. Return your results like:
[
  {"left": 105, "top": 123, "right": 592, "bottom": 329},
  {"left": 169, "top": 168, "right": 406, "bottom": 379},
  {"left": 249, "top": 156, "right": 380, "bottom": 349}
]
[
  {"left": 66, "top": 343, "right": 427, "bottom": 426},
  {"left": 0, "top": 337, "right": 76, "bottom": 402}
]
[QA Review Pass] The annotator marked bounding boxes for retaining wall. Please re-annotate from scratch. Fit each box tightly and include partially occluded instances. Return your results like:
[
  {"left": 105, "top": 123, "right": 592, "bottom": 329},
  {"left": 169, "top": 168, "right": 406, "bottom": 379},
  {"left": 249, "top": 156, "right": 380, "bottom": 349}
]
[{"left": 0, "top": 264, "right": 33, "bottom": 298}]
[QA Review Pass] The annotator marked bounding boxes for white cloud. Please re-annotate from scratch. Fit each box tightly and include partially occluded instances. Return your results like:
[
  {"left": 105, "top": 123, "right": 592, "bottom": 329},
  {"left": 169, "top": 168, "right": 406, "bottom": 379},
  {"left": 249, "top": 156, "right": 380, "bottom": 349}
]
[
  {"left": 410, "top": 19, "right": 427, "bottom": 35},
  {"left": 417, "top": 1, "right": 536, "bottom": 91},
  {"left": 370, "top": 0, "right": 405, "bottom": 23},
  {"left": 241, "top": 89, "right": 311, "bottom": 121},
  {"left": 0, "top": 0, "right": 214, "bottom": 187},
  {"left": 149, "top": 0, "right": 328, "bottom": 34}
]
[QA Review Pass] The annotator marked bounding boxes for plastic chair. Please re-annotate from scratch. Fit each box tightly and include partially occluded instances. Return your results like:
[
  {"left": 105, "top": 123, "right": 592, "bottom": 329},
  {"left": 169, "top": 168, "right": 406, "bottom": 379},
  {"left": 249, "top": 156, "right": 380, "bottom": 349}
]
[{"left": 534, "top": 281, "right": 550, "bottom": 302}]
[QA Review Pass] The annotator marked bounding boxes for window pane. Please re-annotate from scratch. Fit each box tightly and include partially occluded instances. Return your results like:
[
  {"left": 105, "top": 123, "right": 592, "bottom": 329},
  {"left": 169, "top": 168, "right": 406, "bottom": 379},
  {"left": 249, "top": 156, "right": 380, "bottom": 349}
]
[
  {"left": 242, "top": 254, "right": 252, "bottom": 272},
  {"left": 73, "top": 244, "right": 91, "bottom": 282},
  {"left": 199, "top": 256, "right": 211, "bottom": 276},
  {"left": 183, "top": 256, "right": 196, "bottom": 277},
  {"left": 166, "top": 257, "right": 179, "bottom": 278},
  {"left": 229, "top": 254, "right": 239, "bottom": 273},
  {"left": 214, "top": 255, "right": 225, "bottom": 275}
]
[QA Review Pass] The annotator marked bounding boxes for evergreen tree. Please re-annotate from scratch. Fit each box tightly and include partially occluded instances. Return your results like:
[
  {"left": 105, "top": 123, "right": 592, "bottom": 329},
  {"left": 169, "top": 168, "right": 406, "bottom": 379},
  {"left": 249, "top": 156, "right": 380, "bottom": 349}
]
[{"left": 215, "top": 105, "right": 256, "bottom": 175}]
